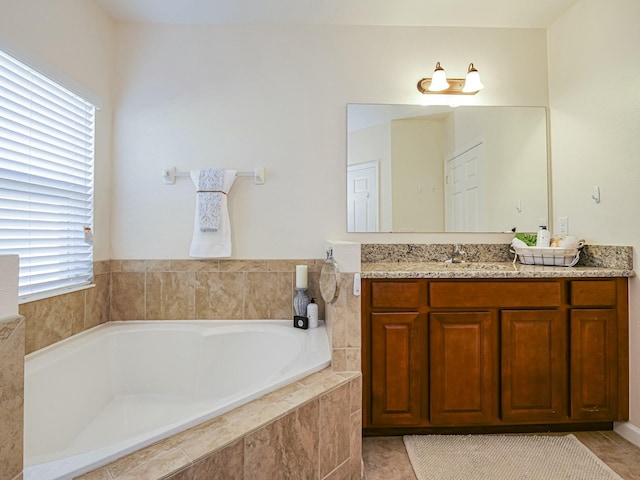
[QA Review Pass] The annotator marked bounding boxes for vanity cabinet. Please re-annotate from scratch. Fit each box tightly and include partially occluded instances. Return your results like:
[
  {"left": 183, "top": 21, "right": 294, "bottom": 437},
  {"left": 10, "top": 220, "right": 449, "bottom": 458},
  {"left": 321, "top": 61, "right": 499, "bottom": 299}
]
[
  {"left": 501, "top": 309, "right": 567, "bottom": 423},
  {"left": 429, "top": 311, "right": 497, "bottom": 425},
  {"left": 362, "top": 277, "right": 629, "bottom": 433}
]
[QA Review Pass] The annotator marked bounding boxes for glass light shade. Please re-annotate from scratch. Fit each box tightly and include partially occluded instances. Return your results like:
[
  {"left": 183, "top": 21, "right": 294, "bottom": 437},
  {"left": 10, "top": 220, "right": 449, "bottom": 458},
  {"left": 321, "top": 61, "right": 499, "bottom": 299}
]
[
  {"left": 428, "top": 63, "right": 449, "bottom": 92},
  {"left": 463, "top": 64, "right": 484, "bottom": 93}
]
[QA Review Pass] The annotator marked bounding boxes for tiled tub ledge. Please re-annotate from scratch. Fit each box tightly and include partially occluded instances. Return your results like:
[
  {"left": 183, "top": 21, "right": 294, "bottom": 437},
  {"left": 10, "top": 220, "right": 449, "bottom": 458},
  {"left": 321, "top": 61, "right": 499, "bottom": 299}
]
[{"left": 78, "top": 368, "right": 363, "bottom": 480}]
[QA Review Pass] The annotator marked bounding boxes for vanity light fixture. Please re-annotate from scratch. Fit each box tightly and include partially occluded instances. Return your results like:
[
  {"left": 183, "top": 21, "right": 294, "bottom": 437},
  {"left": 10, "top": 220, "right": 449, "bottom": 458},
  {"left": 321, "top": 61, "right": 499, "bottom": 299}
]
[{"left": 417, "top": 62, "right": 484, "bottom": 95}]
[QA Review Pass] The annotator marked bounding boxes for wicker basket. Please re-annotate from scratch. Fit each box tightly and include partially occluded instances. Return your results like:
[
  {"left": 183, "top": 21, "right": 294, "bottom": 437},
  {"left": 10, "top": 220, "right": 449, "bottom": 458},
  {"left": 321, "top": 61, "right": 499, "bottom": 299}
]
[{"left": 512, "top": 246, "right": 581, "bottom": 267}]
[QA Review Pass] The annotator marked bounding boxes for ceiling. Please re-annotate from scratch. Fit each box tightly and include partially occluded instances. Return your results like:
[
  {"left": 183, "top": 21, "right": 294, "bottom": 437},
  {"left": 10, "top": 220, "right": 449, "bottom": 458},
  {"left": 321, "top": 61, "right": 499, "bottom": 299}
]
[{"left": 94, "top": 0, "right": 579, "bottom": 28}]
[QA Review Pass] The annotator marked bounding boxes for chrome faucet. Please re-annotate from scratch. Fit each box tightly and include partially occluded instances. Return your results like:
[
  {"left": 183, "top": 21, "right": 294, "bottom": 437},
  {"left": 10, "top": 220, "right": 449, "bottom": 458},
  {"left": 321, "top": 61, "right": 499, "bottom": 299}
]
[{"left": 449, "top": 244, "right": 465, "bottom": 263}]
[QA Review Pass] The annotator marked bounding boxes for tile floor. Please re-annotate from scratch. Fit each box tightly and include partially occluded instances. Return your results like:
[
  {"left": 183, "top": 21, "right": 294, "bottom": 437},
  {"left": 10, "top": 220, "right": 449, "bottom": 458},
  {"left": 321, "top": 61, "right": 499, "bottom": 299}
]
[{"left": 363, "top": 431, "right": 640, "bottom": 480}]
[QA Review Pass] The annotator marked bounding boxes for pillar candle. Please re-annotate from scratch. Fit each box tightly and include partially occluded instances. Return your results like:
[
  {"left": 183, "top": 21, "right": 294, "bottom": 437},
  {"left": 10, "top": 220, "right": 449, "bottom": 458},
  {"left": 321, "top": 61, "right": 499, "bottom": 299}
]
[{"left": 295, "top": 265, "right": 308, "bottom": 289}]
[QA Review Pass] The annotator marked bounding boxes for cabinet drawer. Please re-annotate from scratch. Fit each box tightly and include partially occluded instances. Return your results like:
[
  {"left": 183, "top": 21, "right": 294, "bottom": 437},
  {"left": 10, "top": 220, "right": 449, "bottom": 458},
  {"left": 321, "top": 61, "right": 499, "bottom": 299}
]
[
  {"left": 430, "top": 281, "right": 562, "bottom": 308},
  {"left": 570, "top": 280, "right": 617, "bottom": 306},
  {"left": 370, "top": 280, "right": 423, "bottom": 309}
]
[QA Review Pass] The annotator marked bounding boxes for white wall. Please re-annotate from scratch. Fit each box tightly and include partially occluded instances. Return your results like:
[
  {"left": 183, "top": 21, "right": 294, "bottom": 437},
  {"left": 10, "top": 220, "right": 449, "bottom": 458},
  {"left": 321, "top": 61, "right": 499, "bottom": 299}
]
[
  {"left": 0, "top": 0, "right": 114, "bottom": 261},
  {"left": 548, "top": 0, "right": 640, "bottom": 430},
  {"left": 111, "top": 24, "right": 549, "bottom": 258}
]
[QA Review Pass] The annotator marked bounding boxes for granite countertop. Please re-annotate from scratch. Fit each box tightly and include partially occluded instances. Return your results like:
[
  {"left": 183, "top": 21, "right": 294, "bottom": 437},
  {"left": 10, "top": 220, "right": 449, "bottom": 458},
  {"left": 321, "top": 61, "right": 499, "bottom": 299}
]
[
  {"left": 360, "top": 261, "right": 635, "bottom": 279},
  {"left": 360, "top": 243, "right": 635, "bottom": 279}
]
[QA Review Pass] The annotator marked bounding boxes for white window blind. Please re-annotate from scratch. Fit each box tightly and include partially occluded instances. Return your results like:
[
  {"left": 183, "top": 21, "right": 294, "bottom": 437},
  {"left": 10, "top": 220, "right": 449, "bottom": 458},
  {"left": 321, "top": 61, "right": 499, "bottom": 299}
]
[{"left": 0, "top": 49, "right": 95, "bottom": 300}]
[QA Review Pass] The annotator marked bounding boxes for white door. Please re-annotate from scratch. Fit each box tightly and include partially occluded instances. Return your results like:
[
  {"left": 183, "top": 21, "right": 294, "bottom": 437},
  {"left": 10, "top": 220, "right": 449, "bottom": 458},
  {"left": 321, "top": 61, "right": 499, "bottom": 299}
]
[
  {"left": 445, "top": 142, "right": 485, "bottom": 232},
  {"left": 347, "top": 162, "right": 379, "bottom": 232}
]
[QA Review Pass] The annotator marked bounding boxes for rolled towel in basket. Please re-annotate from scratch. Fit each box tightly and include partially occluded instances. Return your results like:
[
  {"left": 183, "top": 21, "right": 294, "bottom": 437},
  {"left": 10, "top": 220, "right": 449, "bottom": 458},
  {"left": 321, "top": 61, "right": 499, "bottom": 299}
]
[{"left": 511, "top": 237, "right": 528, "bottom": 249}]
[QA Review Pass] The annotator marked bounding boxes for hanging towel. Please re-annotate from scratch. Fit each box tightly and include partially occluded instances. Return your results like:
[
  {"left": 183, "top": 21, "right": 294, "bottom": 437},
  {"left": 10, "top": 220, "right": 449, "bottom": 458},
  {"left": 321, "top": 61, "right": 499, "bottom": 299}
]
[
  {"left": 197, "top": 168, "right": 224, "bottom": 231},
  {"left": 189, "top": 169, "right": 237, "bottom": 258}
]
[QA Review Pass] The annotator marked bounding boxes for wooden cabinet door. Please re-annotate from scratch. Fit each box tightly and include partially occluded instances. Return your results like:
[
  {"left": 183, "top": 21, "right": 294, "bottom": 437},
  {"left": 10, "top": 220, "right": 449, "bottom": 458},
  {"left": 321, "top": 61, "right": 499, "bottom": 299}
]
[
  {"left": 501, "top": 310, "right": 567, "bottom": 422},
  {"left": 570, "top": 309, "right": 618, "bottom": 420},
  {"left": 370, "top": 312, "right": 427, "bottom": 426},
  {"left": 429, "top": 311, "right": 497, "bottom": 425}
]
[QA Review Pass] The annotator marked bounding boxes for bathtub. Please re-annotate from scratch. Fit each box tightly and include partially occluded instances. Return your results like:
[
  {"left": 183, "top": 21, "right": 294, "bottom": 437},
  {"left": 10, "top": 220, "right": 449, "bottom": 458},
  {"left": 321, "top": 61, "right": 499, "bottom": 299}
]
[{"left": 24, "top": 320, "right": 331, "bottom": 480}]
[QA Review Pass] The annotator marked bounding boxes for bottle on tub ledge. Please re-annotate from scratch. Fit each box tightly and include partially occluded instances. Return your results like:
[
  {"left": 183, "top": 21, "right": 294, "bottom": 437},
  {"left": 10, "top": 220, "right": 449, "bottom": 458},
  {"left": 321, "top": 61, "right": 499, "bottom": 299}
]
[
  {"left": 536, "top": 225, "right": 551, "bottom": 247},
  {"left": 307, "top": 298, "right": 319, "bottom": 329}
]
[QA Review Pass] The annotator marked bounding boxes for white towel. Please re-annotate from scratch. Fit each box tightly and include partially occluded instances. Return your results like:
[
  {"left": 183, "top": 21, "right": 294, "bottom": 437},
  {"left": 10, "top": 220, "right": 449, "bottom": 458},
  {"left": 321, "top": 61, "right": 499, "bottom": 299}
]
[
  {"left": 197, "top": 168, "right": 224, "bottom": 232},
  {"left": 189, "top": 169, "right": 237, "bottom": 258}
]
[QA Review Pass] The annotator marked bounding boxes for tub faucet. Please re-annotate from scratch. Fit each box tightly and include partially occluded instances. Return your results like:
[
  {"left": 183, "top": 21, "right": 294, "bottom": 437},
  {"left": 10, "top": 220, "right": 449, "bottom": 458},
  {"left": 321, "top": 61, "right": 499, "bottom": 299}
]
[{"left": 449, "top": 244, "right": 465, "bottom": 263}]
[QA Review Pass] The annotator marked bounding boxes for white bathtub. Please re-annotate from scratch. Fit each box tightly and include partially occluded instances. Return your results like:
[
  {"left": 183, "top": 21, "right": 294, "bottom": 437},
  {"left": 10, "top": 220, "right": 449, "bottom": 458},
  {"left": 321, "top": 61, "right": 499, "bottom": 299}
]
[{"left": 24, "top": 320, "right": 331, "bottom": 480}]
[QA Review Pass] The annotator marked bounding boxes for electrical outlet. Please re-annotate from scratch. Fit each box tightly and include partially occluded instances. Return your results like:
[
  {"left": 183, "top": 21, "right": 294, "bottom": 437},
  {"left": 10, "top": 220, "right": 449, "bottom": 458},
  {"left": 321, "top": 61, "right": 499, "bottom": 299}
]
[{"left": 558, "top": 217, "right": 569, "bottom": 235}]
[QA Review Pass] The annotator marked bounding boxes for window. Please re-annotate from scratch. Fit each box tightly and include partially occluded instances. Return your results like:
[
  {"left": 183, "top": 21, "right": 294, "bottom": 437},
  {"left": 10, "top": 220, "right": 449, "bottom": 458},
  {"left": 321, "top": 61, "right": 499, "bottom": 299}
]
[{"left": 0, "top": 48, "right": 96, "bottom": 300}]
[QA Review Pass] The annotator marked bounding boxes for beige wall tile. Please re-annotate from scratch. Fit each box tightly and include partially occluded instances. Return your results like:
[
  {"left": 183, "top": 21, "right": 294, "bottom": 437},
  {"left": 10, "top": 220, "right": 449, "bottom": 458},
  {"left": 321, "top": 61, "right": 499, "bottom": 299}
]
[
  {"left": 146, "top": 272, "right": 195, "bottom": 320},
  {"left": 171, "top": 259, "right": 219, "bottom": 272},
  {"left": 0, "top": 316, "right": 21, "bottom": 342},
  {"left": 164, "top": 467, "right": 194, "bottom": 480},
  {"left": 18, "top": 302, "right": 37, "bottom": 355},
  {"left": 332, "top": 306, "right": 348, "bottom": 348},
  {"left": 76, "top": 468, "right": 113, "bottom": 480},
  {"left": 350, "top": 375, "right": 362, "bottom": 415},
  {"left": 190, "top": 439, "right": 243, "bottom": 480},
  {"left": 346, "top": 349, "right": 361, "bottom": 373},
  {"left": 117, "top": 260, "right": 172, "bottom": 272},
  {"left": 86, "top": 273, "right": 110, "bottom": 328},
  {"left": 350, "top": 411, "right": 363, "bottom": 480},
  {"left": 244, "top": 400, "right": 319, "bottom": 480},
  {"left": 219, "top": 260, "right": 267, "bottom": 272},
  {"left": 195, "top": 272, "right": 244, "bottom": 319},
  {"left": 308, "top": 271, "right": 325, "bottom": 320},
  {"left": 35, "top": 290, "right": 85, "bottom": 350},
  {"left": 244, "top": 272, "right": 293, "bottom": 319},
  {"left": 0, "top": 317, "right": 24, "bottom": 480},
  {"left": 93, "top": 260, "right": 111, "bottom": 276},
  {"left": 267, "top": 259, "right": 320, "bottom": 273},
  {"left": 111, "top": 272, "right": 146, "bottom": 320},
  {"left": 173, "top": 417, "right": 242, "bottom": 462},
  {"left": 323, "top": 459, "right": 352, "bottom": 480},
  {"left": 332, "top": 349, "right": 347, "bottom": 372},
  {"left": 107, "top": 447, "right": 191, "bottom": 480},
  {"left": 319, "top": 383, "right": 351, "bottom": 478}
]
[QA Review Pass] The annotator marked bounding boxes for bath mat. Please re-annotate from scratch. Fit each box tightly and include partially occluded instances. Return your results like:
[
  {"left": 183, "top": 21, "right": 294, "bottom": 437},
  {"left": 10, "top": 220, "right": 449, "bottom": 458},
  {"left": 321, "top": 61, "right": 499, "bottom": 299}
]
[{"left": 403, "top": 434, "right": 623, "bottom": 480}]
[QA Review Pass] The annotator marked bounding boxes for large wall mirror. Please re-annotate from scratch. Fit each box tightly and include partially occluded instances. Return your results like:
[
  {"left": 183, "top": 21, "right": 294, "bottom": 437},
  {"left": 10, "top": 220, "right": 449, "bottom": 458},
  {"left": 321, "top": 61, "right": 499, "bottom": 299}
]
[{"left": 347, "top": 104, "right": 549, "bottom": 233}]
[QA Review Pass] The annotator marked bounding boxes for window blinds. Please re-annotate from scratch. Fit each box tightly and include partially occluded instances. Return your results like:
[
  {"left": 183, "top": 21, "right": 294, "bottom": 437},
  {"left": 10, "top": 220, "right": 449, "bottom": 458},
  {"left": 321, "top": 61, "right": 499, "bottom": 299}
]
[{"left": 0, "top": 49, "right": 95, "bottom": 300}]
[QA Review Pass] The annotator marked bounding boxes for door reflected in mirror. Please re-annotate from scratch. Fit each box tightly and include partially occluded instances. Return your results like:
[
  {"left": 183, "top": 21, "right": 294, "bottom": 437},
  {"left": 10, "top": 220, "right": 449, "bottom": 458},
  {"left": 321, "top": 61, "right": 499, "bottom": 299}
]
[{"left": 347, "top": 104, "right": 549, "bottom": 233}]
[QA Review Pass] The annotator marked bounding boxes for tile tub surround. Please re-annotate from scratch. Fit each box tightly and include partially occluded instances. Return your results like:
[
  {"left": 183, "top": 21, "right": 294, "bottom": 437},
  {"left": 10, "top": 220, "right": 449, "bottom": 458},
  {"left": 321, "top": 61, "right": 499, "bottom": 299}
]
[
  {"left": 325, "top": 272, "right": 362, "bottom": 373},
  {"left": 18, "top": 259, "right": 363, "bottom": 478},
  {"left": 78, "top": 369, "right": 363, "bottom": 480},
  {"left": 110, "top": 259, "right": 326, "bottom": 322},
  {"left": 0, "top": 315, "right": 25, "bottom": 480},
  {"left": 19, "top": 259, "right": 326, "bottom": 354},
  {"left": 19, "top": 260, "right": 111, "bottom": 355}
]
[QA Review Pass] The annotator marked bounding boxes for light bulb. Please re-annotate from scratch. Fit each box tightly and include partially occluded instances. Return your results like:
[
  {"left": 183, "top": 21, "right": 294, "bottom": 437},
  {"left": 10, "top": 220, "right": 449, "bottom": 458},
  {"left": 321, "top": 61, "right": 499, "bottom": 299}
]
[
  {"left": 463, "top": 63, "right": 484, "bottom": 93},
  {"left": 428, "top": 62, "right": 450, "bottom": 92}
]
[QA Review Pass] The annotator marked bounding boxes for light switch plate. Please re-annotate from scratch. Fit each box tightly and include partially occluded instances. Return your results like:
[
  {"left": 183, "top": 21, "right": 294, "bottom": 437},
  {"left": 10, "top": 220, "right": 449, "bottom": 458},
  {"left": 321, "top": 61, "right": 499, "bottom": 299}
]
[
  {"left": 353, "top": 273, "right": 361, "bottom": 296},
  {"left": 558, "top": 217, "right": 569, "bottom": 235}
]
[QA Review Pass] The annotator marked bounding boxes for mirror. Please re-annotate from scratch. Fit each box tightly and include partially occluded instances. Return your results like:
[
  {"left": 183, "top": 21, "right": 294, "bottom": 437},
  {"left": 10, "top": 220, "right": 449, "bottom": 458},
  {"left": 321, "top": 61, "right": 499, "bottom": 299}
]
[{"left": 347, "top": 104, "right": 549, "bottom": 233}]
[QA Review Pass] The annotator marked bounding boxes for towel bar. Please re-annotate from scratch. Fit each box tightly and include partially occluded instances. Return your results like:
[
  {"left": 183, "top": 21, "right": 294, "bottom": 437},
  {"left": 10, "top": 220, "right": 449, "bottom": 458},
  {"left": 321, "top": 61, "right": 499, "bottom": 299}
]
[{"left": 162, "top": 167, "right": 265, "bottom": 185}]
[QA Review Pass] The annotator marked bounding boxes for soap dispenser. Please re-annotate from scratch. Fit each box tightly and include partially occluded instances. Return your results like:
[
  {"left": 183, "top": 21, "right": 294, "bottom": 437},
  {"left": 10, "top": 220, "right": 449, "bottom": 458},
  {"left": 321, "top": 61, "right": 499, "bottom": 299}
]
[
  {"left": 536, "top": 226, "right": 550, "bottom": 247},
  {"left": 307, "top": 298, "right": 318, "bottom": 329}
]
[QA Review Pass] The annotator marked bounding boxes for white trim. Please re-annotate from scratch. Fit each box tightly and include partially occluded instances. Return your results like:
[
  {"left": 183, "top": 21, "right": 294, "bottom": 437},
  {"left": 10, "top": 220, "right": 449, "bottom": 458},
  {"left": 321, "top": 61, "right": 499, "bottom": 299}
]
[
  {"left": 614, "top": 421, "right": 640, "bottom": 448},
  {"left": 20, "top": 284, "right": 95, "bottom": 305},
  {"left": 0, "top": 33, "right": 102, "bottom": 109}
]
